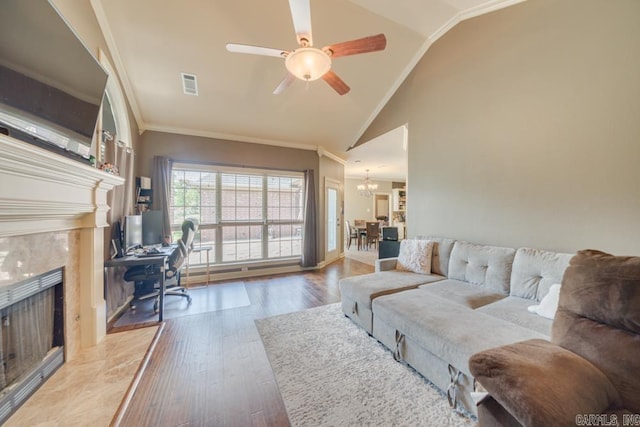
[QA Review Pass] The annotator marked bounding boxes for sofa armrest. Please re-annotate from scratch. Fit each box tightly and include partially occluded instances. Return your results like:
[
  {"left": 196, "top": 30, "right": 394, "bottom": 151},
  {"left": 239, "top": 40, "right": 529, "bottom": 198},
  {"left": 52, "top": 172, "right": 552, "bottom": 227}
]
[
  {"left": 375, "top": 257, "right": 398, "bottom": 272},
  {"left": 469, "top": 339, "right": 622, "bottom": 427}
]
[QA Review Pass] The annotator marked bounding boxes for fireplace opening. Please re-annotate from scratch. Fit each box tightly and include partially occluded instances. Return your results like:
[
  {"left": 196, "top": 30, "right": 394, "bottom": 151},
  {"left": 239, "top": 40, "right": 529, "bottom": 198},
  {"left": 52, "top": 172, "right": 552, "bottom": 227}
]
[{"left": 0, "top": 269, "right": 64, "bottom": 423}]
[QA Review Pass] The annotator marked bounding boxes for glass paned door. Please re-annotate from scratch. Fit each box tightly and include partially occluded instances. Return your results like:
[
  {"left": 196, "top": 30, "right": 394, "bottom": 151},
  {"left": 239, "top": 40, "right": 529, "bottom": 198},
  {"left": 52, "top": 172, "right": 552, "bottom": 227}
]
[{"left": 325, "top": 179, "right": 341, "bottom": 262}]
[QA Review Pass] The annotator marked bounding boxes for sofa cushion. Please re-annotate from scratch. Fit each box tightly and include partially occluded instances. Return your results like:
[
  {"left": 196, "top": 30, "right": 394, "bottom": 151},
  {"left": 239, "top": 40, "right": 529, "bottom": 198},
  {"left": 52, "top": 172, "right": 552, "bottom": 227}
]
[
  {"left": 339, "top": 271, "right": 444, "bottom": 310},
  {"left": 469, "top": 339, "right": 623, "bottom": 427},
  {"left": 416, "top": 236, "right": 456, "bottom": 277},
  {"left": 527, "top": 283, "right": 561, "bottom": 320},
  {"left": 553, "top": 250, "right": 640, "bottom": 414},
  {"left": 396, "top": 239, "right": 434, "bottom": 274},
  {"left": 477, "top": 296, "right": 552, "bottom": 336},
  {"left": 373, "top": 289, "right": 547, "bottom": 376},
  {"left": 447, "top": 241, "right": 516, "bottom": 294},
  {"left": 510, "top": 247, "right": 573, "bottom": 301},
  {"left": 418, "top": 279, "right": 506, "bottom": 309}
]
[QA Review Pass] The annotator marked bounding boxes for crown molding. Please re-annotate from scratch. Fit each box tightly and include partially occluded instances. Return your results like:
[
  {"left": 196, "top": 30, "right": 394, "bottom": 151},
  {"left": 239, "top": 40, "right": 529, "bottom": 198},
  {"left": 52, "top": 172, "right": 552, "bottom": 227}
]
[
  {"left": 144, "top": 123, "right": 346, "bottom": 163},
  {"left": 90, "top": 0, "right": 146, "bottom": 134},
  {"left": 316, "top": 146, "right": 347, "bottom": 165}
]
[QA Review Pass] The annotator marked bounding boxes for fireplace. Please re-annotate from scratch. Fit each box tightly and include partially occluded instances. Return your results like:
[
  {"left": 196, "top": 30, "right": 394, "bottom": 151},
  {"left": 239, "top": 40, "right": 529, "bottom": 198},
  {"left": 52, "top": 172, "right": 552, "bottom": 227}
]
[
  {"left": 0, "top": 268, "right": 64, "bottom": 422},
  {"left": 0, "top": 134, "right": 124, "bottom": 411}
]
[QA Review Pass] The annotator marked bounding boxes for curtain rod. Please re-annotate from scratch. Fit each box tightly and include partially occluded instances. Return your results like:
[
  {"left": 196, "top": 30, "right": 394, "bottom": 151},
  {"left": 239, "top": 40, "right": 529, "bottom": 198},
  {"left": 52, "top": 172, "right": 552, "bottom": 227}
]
[{"left": 171, "top": 158, "right": 311, "bottom": 174}]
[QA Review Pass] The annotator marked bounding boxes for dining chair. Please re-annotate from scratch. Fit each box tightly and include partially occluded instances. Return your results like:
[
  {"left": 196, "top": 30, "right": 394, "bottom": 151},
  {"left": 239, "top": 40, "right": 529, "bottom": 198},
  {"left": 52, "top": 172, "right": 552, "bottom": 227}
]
[
  {"left": 353, "top": 220, "right": 367, "bottom": 250},
  {"left": 345, "top": 221, "right": 359, "bottom": 249},
  {"left": 365, "top": 222, "right": 380, "bottom": 250}
]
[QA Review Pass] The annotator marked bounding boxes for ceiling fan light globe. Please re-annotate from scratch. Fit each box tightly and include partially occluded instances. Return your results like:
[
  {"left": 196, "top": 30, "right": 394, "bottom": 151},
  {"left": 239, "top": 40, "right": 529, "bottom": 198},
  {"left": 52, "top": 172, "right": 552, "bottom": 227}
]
[{"left": 285, "top": 47, "right": 331, "bottom": 82}]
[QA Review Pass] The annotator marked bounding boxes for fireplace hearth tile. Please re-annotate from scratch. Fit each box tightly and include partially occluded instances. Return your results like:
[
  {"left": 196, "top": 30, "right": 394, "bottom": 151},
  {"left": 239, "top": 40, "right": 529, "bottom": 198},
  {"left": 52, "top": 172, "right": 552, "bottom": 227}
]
[{"left": 4, "top": 325, "right": 158, "bottom": 426}]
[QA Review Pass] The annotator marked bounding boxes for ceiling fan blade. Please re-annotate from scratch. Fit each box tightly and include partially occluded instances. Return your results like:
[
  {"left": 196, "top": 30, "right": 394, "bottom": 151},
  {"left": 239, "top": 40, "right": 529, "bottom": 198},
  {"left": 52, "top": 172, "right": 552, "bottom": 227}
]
[
  {"left": 322, "top": 71, "right": 350, "bottom": 95},
  {"left": 226, "top": 43, "right": 287, "bottom": 58},
  {"left": 273, "top": 73, "right": 296, "bottom": 95},
  {"left": 324, "top": 33, "right": 387, "bottom": 58},
  {"left": 288, "top": 0, "right": 313, "bottom": 46}
]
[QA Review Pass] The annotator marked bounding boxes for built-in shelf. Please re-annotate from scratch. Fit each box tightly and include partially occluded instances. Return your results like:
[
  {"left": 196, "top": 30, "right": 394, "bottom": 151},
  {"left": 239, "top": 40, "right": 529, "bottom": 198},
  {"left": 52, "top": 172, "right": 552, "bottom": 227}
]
[
  {"left": 392, "top": 188, "right": 406, "bottom": 212},
  {"left": 135, "top": 176, "right": 152, "bottom": 214}
]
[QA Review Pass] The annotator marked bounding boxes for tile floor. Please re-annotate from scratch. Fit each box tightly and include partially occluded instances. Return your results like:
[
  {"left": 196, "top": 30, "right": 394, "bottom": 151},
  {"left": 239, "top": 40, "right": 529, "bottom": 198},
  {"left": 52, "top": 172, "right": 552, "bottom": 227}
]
[{"left": 5, "top": 325, "right": 158, "bottom": 426}]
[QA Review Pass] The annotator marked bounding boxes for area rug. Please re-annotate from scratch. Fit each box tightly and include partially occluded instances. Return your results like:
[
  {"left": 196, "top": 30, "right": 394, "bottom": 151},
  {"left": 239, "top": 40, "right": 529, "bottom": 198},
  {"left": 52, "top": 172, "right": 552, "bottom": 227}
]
[
  {"left": 344, "top": 246, "right": 377, "bottom": 266},
  {"left": 256, "top": 304, "right": 477, "bottom": 427}
]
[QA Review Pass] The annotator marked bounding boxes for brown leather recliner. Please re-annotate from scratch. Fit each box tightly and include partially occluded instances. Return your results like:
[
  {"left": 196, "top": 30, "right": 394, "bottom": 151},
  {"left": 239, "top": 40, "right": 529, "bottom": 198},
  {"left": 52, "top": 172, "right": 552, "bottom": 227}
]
[{"left": 469, "top": 249, "right": 640, "bottom": 427}]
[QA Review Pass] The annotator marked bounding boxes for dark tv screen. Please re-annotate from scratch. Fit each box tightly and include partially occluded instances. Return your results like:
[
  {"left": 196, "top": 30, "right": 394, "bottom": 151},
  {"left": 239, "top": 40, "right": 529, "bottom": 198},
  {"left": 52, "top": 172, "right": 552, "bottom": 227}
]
[
  {"left": 142, "top": 210, "right": 164, "bottom": 246},
  {"left": 0, "top": 0, "right": 108, "bottom": 161}
]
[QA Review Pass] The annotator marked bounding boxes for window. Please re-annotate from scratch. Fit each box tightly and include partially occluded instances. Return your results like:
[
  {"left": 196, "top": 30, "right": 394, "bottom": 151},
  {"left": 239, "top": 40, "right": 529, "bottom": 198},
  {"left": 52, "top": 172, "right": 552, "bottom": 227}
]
[
  {"left": 171, "top": 165, "right": 304, "bottom": 266},
  {"left": 97, "top": 49, "right": 131, "bottom": 158}
]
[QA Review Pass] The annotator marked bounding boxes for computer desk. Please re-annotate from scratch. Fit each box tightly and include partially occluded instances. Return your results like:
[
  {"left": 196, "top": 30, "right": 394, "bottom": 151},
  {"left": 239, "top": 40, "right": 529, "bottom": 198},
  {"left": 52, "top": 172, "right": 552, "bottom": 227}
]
[{"left": 104, "top": 253, "right": 169, "bottom": 321}]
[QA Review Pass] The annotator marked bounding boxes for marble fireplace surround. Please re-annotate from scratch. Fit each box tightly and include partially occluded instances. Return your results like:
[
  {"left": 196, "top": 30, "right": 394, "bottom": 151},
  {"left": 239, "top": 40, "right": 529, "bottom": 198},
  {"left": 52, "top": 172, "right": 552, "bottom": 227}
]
[{"left": 0, "top": 134, "right": 124, "bottom": 360}]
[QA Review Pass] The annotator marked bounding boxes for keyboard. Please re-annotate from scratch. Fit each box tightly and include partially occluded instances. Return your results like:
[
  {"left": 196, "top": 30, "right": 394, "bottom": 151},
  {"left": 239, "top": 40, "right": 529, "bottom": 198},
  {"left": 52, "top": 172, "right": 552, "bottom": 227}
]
[{"left": 133, "top": 246, "right": 172, "bottom": 257}]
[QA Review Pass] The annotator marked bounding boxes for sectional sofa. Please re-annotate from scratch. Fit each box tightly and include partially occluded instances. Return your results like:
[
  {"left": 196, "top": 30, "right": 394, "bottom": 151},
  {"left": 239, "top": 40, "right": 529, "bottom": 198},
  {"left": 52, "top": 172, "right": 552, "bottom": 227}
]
[{"left": 339, "top": 237, "right": 573, "bottom": 415}]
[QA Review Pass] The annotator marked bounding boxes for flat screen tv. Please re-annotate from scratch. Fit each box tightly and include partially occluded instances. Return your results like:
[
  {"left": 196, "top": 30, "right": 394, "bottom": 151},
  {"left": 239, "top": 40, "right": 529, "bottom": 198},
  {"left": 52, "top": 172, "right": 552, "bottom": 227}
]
[{"left": 0, "top": 0, "right": 108, "bottom": 162}]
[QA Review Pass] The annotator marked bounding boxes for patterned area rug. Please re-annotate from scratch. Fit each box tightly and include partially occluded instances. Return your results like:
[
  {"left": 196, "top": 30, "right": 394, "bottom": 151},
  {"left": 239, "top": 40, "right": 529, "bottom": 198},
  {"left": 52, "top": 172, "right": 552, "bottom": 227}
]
[{"left": 256, "top": 304, "right": 477, "bottom": 427}]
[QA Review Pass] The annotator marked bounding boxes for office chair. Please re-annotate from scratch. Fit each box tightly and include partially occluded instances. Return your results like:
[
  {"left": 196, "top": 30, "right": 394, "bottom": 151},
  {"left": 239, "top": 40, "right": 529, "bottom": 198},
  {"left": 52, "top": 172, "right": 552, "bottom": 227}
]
[
  {"left": 164, "top": 218, "right": 198, "bottom": 299},
  {"left": 124, "top": 219, "right": 198, "bottom": 313}
]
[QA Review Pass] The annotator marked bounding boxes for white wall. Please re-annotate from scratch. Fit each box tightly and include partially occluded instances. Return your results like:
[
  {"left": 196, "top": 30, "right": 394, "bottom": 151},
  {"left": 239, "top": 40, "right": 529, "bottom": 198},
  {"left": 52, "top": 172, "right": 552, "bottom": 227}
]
[{"left": 359, "top": 0, "right": 640, "bottom": 255}]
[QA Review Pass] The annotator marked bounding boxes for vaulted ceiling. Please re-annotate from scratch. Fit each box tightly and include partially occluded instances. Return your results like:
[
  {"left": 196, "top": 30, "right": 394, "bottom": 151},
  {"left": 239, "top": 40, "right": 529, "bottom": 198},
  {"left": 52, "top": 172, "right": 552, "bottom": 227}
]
[{"left": 91, "top": 0, "right": 522, "bottom": 171}]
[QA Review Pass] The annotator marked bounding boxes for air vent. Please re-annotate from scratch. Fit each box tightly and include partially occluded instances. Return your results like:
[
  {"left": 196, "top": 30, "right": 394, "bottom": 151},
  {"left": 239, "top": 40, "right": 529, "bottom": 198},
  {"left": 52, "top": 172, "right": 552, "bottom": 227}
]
[{"left": 181, "top": 72, "right": 198, "bottom": 96}]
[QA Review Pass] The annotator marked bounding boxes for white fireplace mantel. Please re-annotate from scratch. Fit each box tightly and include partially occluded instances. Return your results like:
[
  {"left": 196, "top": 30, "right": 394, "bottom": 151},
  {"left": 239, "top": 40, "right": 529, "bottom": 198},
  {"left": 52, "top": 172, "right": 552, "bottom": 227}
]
[
  {"left": 0, "top": 134, "right": 124, "bottom": 237},
  {"left": 0, "top": 133, "right": 124, "bottom": 349}
]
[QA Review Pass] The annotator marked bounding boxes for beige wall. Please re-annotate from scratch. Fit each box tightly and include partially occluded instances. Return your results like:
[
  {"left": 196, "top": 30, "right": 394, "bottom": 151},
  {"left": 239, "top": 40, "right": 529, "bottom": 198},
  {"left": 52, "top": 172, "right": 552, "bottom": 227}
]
[
  {"left": 344, "top": 179, "right": 393, "bottom": 225},
  {"left": 137, "top": 131, "right": 318, "bottom": 177},
  {"left": 359, "top": 0, "right": 640, "bottom": 255},
  {"left": 138, "top": 131, "right": 337, "bottom": 262}
]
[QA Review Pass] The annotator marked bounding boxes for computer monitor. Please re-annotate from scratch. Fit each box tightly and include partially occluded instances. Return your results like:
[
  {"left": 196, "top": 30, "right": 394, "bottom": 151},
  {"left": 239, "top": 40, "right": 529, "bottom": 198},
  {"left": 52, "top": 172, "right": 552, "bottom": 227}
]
[
  {"left": 110, "top": 220, "right": 124, "bottom": 258},
  {"left": 142, "top": 210, "right": 164, "bottom": 246},
  {"left": 123, "top": 215, "right": 143, "bottom": 251}
]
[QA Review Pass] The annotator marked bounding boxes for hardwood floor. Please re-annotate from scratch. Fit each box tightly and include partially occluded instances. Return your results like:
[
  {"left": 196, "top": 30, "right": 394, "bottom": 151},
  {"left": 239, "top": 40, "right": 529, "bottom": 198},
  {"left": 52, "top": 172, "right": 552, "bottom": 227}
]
[{"left": 115, "top": 257, "right": 373, "bottom": 427}]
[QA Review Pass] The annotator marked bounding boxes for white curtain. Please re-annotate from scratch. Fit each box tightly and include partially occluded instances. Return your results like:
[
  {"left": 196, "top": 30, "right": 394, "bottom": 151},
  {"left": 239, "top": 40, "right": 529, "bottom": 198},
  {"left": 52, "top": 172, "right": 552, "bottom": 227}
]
[
  {"left": 105, "top": 137, "right": 135, "bottom": 224},
  {"left": 103, "top": 135, "right": 135, "bottom": 318}
]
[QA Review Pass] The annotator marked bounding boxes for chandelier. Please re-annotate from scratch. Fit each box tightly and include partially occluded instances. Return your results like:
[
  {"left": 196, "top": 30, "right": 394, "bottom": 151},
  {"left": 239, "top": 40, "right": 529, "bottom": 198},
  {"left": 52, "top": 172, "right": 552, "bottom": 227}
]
[{"left": 357, "top": 169, "right": 378, "bottom": 197}]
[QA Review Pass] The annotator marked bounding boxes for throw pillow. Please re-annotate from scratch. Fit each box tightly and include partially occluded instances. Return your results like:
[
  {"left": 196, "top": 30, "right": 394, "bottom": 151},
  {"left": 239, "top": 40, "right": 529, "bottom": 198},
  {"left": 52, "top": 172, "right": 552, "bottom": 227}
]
[
  {"left": 396, "top": 239, "right": 434, "bottom": 274},
  {"left": 527, "top": 283, "right": 561, "bottom": 319}
]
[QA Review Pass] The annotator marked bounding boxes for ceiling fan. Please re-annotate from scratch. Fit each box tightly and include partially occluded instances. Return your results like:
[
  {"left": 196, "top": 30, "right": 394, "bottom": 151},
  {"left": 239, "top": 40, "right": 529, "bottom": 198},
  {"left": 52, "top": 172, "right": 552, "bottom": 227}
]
[{"left": 226, "top": 0, "right": 386, "bottom": 95}]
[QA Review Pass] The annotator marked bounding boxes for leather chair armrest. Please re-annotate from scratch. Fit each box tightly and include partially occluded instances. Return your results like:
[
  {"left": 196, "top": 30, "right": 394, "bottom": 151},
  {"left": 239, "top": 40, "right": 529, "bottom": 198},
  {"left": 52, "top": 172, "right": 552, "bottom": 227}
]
[
  {"left": 375, "top": 257, "right": 398, "bottom": 272},
  {"left": 469, "top": 339, "right": 622, "bottom": 427}
]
